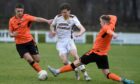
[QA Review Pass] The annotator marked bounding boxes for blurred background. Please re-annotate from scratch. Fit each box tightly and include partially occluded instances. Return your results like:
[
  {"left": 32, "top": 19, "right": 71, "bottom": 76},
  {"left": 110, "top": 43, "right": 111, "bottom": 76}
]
[{"left": 1, "top": 0, "right": 140, "bottom": 32}]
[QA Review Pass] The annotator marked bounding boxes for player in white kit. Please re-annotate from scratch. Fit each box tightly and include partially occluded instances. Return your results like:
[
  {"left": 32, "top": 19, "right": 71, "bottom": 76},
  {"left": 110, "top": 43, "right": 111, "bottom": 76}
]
[{"left": 49, "top": 3, "right": 91, "bottom": 81}]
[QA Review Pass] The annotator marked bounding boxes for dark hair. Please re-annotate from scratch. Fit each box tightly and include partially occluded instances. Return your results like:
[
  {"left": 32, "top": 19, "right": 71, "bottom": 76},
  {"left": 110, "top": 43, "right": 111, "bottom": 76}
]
[
  {"left": 59, "top": 3, "right": 71, "bottom": 11},
  {"left": 100, "top": 15, "right": 110, "bottom": 23},
  {"left": 15, "top": 3, "right": 24, "bottom": 9}
]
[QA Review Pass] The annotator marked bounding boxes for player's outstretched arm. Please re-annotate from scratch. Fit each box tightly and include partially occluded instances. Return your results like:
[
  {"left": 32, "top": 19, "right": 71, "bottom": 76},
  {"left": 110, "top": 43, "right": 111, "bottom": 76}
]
[{"left": 35, "top": 17, "right": 53, "bottom": 25}]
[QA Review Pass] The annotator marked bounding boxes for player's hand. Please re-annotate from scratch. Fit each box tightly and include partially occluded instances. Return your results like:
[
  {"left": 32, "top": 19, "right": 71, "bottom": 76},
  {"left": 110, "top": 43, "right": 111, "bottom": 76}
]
[
  {"left": 49, "top": 31, "right": 56, "bottom": 38},
  {"left": 113, "top": 33, "right": 118, "bottom": 39},
  {"left": 74, "top": 32, "right": 81, "bottom": 37},
  {"left": 47, "top": 19, "right": 53, "bottom": 25},
  {"left": 10, "top": 31, "right": 18, "bottom": 37}
]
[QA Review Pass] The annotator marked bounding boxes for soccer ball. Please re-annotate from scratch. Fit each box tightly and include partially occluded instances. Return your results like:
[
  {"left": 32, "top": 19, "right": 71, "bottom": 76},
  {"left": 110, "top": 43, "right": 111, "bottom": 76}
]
[{"left": 38, "top": 70, "right": 48, "bottom": 80}]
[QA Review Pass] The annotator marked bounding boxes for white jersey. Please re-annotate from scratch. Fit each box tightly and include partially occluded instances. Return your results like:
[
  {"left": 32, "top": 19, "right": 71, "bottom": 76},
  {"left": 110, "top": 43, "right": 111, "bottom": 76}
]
[{"left": 51, "top": 14, "right": 81, "bottom": 40}]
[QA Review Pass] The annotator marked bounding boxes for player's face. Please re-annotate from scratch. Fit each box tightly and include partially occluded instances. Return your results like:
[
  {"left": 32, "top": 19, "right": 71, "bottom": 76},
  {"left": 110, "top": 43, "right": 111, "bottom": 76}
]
[
  {"left": 61, "top": 9, "right": 70, "bottom": 17},
  {"left": 15, "top": 8, "right": 24, "bottom": 17}
]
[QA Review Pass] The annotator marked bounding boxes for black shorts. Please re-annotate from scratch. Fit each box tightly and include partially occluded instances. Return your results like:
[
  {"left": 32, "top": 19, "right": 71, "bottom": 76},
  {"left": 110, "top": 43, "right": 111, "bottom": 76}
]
[
  {"left": 16, "top": 40, "right": 39, "bottom": 58},
  {"left": 80, "top": 50, "right": 109, "bottom": 69}
]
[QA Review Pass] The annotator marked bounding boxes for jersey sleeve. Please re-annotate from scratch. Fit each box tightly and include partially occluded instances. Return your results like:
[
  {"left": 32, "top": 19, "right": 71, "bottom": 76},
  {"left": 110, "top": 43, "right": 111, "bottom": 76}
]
[
  {"left": 51, "top": 15, "right": 58, "bottom": 26},
  {"left": 26, "top": 14, "right": 36, "bottom": 21},
  {"left": 73, "top": 16, "right": 81, "bottom": 26}
]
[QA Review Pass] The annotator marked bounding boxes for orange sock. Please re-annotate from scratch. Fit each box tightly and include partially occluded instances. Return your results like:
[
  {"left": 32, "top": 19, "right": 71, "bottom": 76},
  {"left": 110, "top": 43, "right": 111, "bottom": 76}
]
[
  {"left": 107, "top": 73, "right": 121, "bottom": 82},
  {"left": 32, "top": 63, "right": 42, "bottom": 72},
  {"left": 59, "top": 64, "right": 74, "bottom": 73}
]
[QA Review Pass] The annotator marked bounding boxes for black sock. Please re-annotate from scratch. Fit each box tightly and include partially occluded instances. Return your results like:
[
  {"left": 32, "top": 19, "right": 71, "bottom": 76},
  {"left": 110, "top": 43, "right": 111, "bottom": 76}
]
[
  {"left": 30, "top": 61, "right": 35, "bottom": 66},
  {"left": 71, "top": 63, "right": 76, "bottom": 69}
]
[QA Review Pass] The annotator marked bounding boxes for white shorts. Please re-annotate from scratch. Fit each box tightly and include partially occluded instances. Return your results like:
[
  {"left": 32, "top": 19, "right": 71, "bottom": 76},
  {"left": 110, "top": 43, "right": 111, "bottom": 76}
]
[{"left": 56, "top": 39, "right": 77, "bottom": 56}]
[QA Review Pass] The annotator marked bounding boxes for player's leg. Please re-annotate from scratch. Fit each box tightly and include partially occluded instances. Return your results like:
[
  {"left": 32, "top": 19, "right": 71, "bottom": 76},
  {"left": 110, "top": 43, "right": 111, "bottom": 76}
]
[
  {"left": 28, "top": 41, "right": 48, "bottom": 80},
  {"left": 32, "top": 54, "right": 40, "bottom": 63},
  {"left": 59, "top": 53, "right": 70, "bottom": 65},
  {"left": 24, "top": 52, "right": 47, "bottom": 80},
  {"left": 57, "top": 41, "right": 81, "bottom": 80},
  {"left": 96, "top": 55, "right": 134, "bottom": 84},
  {"left": 48, "top": 59, "right": 80, "bottom": 77},
  {"left": 70, "top": 49, "right": 91, "bottom": 81},
  {"left": 102, "top": 69, "right": 134, "bottom": 84},
  {"left": 102, "top": 69, "right": 122, "bottom": 82},
  {"left": 48, "top": 58, "right": 81, "bottom": 77},
  {"left": 28, "top": 41, "right": 40, "bottom": 63},
  {"left": 69, "top": 49, "right": 80, "bottom": 80},
  {"left": 56, "top": 40, "right": 71, "bottom": 65},
  {"left": 68, "top": 40, "right": 84, "bottom": 80},
  {"left": 48, "top": 50, "right": 95, "bottom": 77},
  {"left": 16, "top": 41, "right": 43, "bottom": 73},
  {"left": 96, "top": 55, "right": 122, "bottom": 82},
  {"left": 23, "top": 52, "right": 42, "bottom": 72},
  {"left": 56, "top": 40, "right": 79, "bottom": 78}
]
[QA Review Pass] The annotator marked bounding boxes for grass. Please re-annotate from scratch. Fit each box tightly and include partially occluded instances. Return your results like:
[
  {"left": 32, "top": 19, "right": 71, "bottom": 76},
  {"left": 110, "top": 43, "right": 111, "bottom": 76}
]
[{"left": 0, "top": 43, "right": 139, "bottom": 84}]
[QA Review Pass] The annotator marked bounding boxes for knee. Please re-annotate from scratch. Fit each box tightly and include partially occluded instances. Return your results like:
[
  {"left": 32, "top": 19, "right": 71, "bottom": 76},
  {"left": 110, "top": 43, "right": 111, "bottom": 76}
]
[
  {"left": 23, "top": 55, "right": 33, "bottom": 63},
  {"left": 32, "top": 55, "right": 40, "bottom": 63},
  {"left": 35, "top": 59, "right": 40, "bottom": 63},
  {"left": 26, "top": 59, "right": 33, "bottom": 63},
  {"left": 63, "top": 60, "right": 70, "bottom": 65},
  {"left": 73, "top": 59, "right": 81, "bottom": 67}
]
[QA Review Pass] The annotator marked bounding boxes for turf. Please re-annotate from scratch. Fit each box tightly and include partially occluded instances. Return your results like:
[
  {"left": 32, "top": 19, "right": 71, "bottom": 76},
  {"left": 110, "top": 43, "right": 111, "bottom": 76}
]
[{"left": 0, "top": 43, "right": 139, "bottom": 84}]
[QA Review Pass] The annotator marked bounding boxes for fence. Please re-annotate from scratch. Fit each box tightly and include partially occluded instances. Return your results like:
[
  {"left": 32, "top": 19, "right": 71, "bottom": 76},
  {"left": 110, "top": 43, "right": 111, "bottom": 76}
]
[{"left": 1, "top": 30, "right": 140, "bottom": 45}]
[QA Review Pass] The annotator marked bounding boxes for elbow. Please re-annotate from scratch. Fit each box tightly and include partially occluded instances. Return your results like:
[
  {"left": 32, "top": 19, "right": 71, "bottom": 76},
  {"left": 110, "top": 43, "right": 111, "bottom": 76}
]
[
  {"left": 110, "top": 15, "right": 117, "bottom": 20},
  {"left": 83, "top": 29, "right": 86, "bottom": 33},
  {"left": 83, "top": 28, "right": 86, "bottom": 33},
  {"left": 113, "top": 16, "right": 117, "bottom": 21}
]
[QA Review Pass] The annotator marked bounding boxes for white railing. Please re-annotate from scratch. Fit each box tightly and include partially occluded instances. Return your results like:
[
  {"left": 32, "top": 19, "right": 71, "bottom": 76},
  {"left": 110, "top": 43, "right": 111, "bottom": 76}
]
[
  {"left": 0, "top": 30, "right": 46, "bottom": 43},
  {"left": 0, "top": 30, "right": 14, "bottom": 42},
  {"left": 1, "top": 30, "right": 140, "bottom": 45}
]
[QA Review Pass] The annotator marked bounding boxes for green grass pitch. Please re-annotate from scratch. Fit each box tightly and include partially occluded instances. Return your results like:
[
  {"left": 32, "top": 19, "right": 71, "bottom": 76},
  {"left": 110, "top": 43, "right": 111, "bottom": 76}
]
[{"left": 0, "top": 43, "right": 139, "bottom": 84}]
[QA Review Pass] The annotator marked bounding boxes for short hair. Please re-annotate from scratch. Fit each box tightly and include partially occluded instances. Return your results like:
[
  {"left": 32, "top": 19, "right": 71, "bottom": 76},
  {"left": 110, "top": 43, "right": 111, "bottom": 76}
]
[
  {"left": 100, "top": 15, "right": 110, "bottom": 23},
  {"left": 59, "top": 3, "right": 71, "bottom": 11},
  {"left": 15, "top": 3, "right": 24, "bottom": 9}
]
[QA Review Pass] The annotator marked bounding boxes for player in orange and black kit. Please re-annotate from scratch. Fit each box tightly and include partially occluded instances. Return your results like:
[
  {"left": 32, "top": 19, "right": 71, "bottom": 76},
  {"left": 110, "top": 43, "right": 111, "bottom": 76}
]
[
  {"left": 9, "top": 3, "right": 52, "bottom": 78},
  {"left": 48, "top": 15, "right": 134, "bottom": 84}
]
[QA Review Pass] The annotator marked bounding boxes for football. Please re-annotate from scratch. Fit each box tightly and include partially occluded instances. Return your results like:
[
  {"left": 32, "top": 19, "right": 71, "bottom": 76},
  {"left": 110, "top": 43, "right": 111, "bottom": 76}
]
[{"left": 38, "top": 70, "right": 48, "bottom": 80}]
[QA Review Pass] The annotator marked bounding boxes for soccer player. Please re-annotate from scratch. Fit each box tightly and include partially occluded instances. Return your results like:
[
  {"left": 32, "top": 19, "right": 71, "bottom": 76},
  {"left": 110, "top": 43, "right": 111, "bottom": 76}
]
[
  {"left": 9, "top": 3, "right": 52, "bottom": 78},
  {"left": 49, "top": 3, "right": 91, "bottom": 80},
  {"left": 48, "top": 15, "right": 134, "bottom": 84}
]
